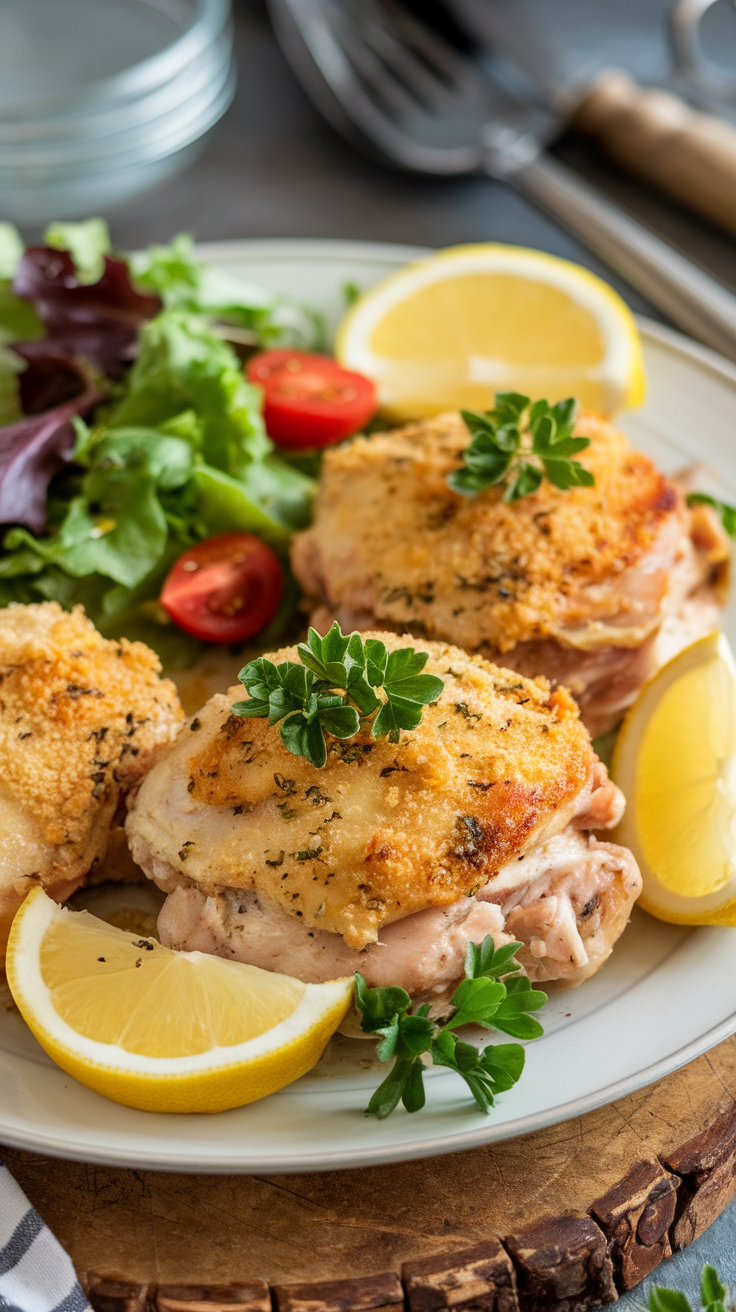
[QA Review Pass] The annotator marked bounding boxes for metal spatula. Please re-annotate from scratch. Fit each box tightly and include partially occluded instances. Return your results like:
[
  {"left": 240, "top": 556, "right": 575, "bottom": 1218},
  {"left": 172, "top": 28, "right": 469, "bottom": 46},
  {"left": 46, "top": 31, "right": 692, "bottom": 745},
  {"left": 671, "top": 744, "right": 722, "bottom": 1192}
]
[
  {"left": 448, "top": 0, "right": 736, "bottom": 242},
  {"left": 267, "top": 0, "right": 736, "bottom": 363}
]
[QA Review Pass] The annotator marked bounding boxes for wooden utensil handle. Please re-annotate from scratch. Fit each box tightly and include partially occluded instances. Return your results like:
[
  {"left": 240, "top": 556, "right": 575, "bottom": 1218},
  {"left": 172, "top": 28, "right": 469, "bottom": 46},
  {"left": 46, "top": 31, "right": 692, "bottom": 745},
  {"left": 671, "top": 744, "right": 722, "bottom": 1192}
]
[{"left": 573, "top": 69, "right": 736, "bottom": 237}]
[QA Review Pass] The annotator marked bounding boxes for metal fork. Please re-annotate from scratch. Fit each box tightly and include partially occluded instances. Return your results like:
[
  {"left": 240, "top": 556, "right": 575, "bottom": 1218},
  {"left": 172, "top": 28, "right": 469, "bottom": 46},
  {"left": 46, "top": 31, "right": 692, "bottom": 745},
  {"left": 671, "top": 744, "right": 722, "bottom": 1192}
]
[{"left": 268, "top": 0, "right": 736, "bottom": 363}]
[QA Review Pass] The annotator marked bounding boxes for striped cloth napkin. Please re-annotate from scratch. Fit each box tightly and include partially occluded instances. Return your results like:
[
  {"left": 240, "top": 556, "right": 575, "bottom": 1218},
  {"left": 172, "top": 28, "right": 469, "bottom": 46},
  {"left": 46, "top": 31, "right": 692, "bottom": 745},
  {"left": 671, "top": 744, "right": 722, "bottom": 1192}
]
[{"left": 0, "top": 1158, "right": 90, "bottom": 1312}]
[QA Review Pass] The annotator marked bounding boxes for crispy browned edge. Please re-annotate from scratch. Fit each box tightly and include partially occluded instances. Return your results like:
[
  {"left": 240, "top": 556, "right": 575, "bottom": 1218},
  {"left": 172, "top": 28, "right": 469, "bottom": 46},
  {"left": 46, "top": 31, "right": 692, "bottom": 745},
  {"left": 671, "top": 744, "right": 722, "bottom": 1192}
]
[{"left": 84, "top": 1103, "right": 736, "bottom": 1312}]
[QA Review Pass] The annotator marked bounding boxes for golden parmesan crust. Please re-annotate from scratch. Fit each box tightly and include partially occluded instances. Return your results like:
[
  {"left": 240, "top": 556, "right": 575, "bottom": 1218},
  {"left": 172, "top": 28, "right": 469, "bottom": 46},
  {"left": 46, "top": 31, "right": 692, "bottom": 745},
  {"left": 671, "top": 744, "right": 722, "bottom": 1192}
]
[
  {"left": 292, "top": 410, "right": 687, "bottom": 653},
  {"left": 0, "top": 603, "right": 183, "bottom": 949},
  {"left": 128, "top": 634, "right": 597, "bottom": 951}
]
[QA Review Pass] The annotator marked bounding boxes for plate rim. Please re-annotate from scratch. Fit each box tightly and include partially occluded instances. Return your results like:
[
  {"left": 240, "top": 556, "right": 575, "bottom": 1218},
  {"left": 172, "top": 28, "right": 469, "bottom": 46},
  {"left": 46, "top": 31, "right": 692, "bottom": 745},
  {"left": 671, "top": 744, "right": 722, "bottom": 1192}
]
[
  {"left": 190, "top": 236, "right": 736, "bottom": 392},
  {"left": 0, "top": 1004, "right": 734, "bottom": 1175},
  {"left": 3, "top": 236, "right": 736, "bottom": 1174}
]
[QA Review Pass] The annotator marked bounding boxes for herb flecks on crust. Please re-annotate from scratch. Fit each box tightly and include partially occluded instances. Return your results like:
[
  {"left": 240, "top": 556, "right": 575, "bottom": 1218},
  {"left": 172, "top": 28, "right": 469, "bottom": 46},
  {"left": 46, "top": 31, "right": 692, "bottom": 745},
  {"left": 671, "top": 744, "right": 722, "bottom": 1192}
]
[
  {"left": 186, "top": 637, "right": 592, "bottom": 953},
  {"left": 291, "top": 411, "right": 687, "bottom": 656},
  {"left": 232, "top": 622, "right": 445, "bottom": 767}
]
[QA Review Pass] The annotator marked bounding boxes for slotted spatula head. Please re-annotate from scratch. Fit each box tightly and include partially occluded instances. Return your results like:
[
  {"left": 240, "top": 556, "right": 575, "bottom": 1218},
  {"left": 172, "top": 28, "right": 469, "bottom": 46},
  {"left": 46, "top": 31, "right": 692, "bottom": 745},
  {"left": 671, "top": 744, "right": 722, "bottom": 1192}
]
[{"left": 267, "top": 0, "right": 551, "bottom": 176}]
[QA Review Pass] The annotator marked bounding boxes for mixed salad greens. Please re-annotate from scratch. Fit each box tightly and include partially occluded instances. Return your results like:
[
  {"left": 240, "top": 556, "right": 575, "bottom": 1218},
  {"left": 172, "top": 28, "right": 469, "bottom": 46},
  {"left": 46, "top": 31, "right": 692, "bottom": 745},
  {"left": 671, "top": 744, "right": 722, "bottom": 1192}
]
[{"left": 0, "top": 219, "right": 321, "bottom": 666}]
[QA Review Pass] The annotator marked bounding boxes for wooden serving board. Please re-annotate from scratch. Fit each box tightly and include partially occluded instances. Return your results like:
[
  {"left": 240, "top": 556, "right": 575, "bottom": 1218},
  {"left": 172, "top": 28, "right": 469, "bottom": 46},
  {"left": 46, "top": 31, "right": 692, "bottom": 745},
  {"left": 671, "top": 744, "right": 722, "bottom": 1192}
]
[{"left": 6, "top": 1033, "right": 736, "bottom": 1312}]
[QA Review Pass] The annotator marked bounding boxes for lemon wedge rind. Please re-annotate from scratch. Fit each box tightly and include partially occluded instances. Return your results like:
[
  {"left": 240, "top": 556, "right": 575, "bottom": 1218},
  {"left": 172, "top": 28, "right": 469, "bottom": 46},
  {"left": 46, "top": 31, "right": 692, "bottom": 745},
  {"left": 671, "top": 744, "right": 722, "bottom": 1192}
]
[
  {"left": 336, "top": 242, "right": 646, "bottom": 421},
  {"left": 612, "top": 630, "right": 736, "bottom": 926},
  {"left": 7, "top": 888, "right": 353, "bottom": 1113}
]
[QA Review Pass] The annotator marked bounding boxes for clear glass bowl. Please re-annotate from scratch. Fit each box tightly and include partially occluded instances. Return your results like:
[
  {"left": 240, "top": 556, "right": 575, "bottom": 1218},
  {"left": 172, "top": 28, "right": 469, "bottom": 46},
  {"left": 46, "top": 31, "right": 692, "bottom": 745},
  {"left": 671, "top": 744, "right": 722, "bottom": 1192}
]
[{"left": 0, "top": 0, "right": 235, "bottom": 222}]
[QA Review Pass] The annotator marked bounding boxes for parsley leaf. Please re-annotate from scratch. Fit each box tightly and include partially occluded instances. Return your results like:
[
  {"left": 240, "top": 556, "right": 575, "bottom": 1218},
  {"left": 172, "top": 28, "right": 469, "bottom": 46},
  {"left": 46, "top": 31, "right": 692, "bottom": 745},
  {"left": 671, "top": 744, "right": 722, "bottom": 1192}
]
[
  {"left": 232, "top": 657, "right": 360, "bottom": 769},
  {"left": 465, "top": 936, "right": 523, "bottom": 979},
  {"left": 233, "top": 622, "right": 444, "bottom": 767},
  {"left": 356, "top": 935, "right": 546, "bottom": 1118},
  {"left": 448, "top": 393, "right": 594, "bottom": 501},
  {"left": 702, "top": 1266, "right": 728, "bottom": 1310},
  {"left": 649, "top": 1291, "right": 694, "bottom": 1312},
  {"left": 648, "top": 1264, "right": 733, "bottom": 1312},
  {"left": 354, "top": 971, "right": 412, "bottom": 1030},
  {"left": 431, "top": 1032, "right": 525, "bottom": 1114},
  {"left": 297, "top": 625, "right": 381, "bottom": 716},
  {"left": 365, "top": 1056, "right": 426, "bottom": 1119},
  {"left": 371, "top": 644, "right": 444, "bottom": 743},
  {"left": 686, "top": 492, "right": 736, "bottom": 537}
]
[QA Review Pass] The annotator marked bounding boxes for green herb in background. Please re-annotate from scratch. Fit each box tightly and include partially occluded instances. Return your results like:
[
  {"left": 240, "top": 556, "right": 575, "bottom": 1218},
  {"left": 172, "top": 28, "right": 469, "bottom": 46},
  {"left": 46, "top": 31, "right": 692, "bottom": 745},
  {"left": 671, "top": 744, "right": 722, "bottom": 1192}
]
[
  {"left": 342, "top": 281, "right": 361, "bottom": 307},
  {"left": 449, "top": 393, "right": 594, "bottom": 501},
  {"left": 649, "top": 1263, "right": 730, "bottom": 1312},
  {"left": 355, "top": 936, "right": 546, "bottom": 1118},
  {"left": 686, "top": 492, "right": 736, "bottom": 538},
  {"left": 233, "top": 621, "right": 445, "bottom": 767}
]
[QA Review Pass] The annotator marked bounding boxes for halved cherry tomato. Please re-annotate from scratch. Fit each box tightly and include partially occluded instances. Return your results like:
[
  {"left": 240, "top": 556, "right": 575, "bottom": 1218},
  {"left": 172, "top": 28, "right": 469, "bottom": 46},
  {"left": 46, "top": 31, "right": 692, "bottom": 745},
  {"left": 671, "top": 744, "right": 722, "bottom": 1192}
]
[
  {"left": 247, "top": 349, "right": 377, "bottom": 449},
  {"left": 160, "top": 533, "right": 283, "bottom": 644}
]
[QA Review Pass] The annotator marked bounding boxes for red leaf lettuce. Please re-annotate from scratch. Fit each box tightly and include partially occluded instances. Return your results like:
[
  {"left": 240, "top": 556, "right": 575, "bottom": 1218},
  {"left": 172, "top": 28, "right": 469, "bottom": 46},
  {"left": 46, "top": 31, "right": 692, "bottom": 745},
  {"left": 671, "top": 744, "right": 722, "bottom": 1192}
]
[
  {"left": 12, "top": 246, "right": 161, "bottom": 377},
  {"left": 0, "top": 347, "right": 103, "bottom": 532}
]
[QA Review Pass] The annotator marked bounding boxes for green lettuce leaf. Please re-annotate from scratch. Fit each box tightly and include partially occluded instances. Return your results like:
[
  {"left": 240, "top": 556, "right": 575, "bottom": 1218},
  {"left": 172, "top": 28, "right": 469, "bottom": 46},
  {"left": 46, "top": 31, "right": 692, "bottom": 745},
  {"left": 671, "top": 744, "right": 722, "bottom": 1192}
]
[
  {"left": 2, "top": 424, "right": 196, "bottom": 589},
  {"left": 0, "top": 281, "right": 43, "bottom": 344},
  {"left": 132, "top": 234, "right": 323, "bottom": 347},
  {"left": 108, "top": 311, "right": 313, "bottom": 532},
  {"left": 44, "top": 218, "right": 112, "bottom": 285},
  {"left": 0, "top": 224, "right": 24, "bottom": 280},
  {"left": 109, "top": 310, "right": 270, "bottom": 471},
  {"left": 0, "top": 343, "right": 25, "bottom": 424},
  {"left": 193, "top": 463, "right": 309, "bottom": 551}
]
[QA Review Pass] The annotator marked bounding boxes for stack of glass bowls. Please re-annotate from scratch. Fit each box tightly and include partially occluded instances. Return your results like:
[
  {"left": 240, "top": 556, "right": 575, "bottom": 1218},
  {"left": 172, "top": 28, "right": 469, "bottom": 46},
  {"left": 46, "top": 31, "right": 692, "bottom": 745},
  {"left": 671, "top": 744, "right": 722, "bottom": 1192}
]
[{"left": 0, "top": 0, "right": 235, "bottom": 223}]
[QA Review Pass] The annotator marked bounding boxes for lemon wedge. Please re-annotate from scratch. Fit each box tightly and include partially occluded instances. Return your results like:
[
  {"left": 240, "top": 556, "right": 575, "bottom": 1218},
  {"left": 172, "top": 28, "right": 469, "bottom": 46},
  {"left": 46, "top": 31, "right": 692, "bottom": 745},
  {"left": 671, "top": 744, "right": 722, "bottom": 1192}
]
[
  {"left": 612, "top": 631, "right": 736, "bottom": 925},
  {"left": 336, "top": 243, "right": 645, "bottom": 421},
  {"left": 6, "top": 888, "right": 353, "bottom": 1113}
]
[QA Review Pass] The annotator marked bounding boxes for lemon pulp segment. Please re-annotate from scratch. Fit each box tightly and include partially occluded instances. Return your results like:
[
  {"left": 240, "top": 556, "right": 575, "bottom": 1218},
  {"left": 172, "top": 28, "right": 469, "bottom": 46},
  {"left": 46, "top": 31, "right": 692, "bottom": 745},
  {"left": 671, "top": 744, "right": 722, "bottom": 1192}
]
[
  {"left": 337, "top": 243, "right": 645, "bottom": 421},
  {"left": 7, "top": 888, "right": 354, "bottom": 1112},
  {"left": 39, "top": 911, "right": 305, "bottom": 1057},
  {"left": 636, "top": 655, "right": 736, "bottom": 898},
  {"left": 612, "top": 631, "right": 736, "bottom": 925}
]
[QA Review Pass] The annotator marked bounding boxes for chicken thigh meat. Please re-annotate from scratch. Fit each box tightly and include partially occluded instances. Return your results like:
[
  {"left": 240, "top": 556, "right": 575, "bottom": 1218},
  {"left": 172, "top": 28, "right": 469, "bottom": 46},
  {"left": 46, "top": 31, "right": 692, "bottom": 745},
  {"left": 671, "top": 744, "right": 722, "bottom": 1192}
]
[
  {"left": 292, "top": 412, "right": 729, "bottom": 736},
  {"left": 127, "top": 635, "right": 641, "bottom": 1004},
  {"left": 0, "top": 602, "right": 183, "bottom": 957}
]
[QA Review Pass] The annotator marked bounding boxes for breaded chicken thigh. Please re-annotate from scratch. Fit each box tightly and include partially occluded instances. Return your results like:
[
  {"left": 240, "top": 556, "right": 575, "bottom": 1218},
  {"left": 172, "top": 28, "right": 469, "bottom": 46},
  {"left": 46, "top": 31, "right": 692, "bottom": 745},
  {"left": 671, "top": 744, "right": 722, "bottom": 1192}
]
[
  {"left": 292, "top": 413, "right": 729, "bottom": 735},
  {"left": 126, "top": 635, "right": 641, "bottom": 1006},
  {"left": 0, "top": 602, "right": 183, "bottom": 957}
]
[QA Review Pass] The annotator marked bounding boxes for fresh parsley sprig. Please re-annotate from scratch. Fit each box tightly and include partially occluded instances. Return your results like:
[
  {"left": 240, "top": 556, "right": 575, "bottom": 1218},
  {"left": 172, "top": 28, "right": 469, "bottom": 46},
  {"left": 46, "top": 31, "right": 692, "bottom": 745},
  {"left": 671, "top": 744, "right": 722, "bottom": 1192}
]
[
  {"left": 649, "top": 1263, "right": 730, "bottom": 1312},
  {"left": 232, "top": 622, "right": 445, "bottom": 768},
  {"left": 686, "top": 492, "right": 736, "bottom": 537},
  {"left": 448, "top": 392, "right": 594, "bottom": 502},
  {"left": 355, "top": 935, "right": 546, "bottom": 1119},
  {"left": 232, "top": 657, "right": 360, "bottom": 769}
]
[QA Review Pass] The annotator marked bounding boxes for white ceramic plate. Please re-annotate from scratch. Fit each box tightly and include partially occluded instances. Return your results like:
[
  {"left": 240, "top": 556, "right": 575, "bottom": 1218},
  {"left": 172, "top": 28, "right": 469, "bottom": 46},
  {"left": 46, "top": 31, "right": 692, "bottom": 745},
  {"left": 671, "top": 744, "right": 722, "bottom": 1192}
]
[{"left": 2, "top": 239, "right": 736, "bottom": 1175}]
